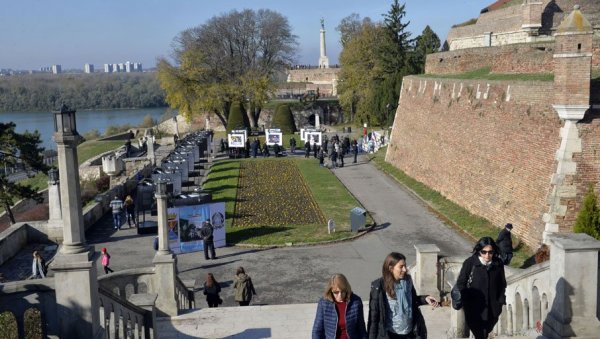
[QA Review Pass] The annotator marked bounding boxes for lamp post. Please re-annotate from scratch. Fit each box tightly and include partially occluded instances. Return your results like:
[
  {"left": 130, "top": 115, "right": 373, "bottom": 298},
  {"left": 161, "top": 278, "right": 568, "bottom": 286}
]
[
  {"left": 155, "top": 179, "right": 171, "bottom": 256},
  {"left": 51, "top": 104, "right": 100, "bottom": 338},
  {"left": 52, "top": 104, "right": 86, "bottom": 254}
]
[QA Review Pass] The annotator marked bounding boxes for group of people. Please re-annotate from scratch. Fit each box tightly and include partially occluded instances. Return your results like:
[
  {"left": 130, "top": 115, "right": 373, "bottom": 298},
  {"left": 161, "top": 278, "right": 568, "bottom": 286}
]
[
  {"left": 109, "top": 195, "right": 137, "bottom": 230},
  {"left": 312, "top": 235, "right": 511, "bottom": 339},
  {"left": 201, "top": 266, "right": 257, "bottom": 308},
  {"left": 306, "top": 135, "right": 360, "bottom": 168}
]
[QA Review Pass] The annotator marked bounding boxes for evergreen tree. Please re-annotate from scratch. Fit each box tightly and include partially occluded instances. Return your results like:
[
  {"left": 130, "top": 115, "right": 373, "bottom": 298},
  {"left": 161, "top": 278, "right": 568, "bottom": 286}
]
[
  {"left": 226, "top": 102, "right": 249, "bottom": 133},
  {"left": 0, "top": 122, "right": 47, "bottom": 224},
  {"left": 573, "top": 184, "right": 600, "bottom": 239},
  {"left": 271, "top": 104, "right": 297, "bottom": 134},
  {"left": 414, "top": 25, "right": 441, "bottom": 73}
]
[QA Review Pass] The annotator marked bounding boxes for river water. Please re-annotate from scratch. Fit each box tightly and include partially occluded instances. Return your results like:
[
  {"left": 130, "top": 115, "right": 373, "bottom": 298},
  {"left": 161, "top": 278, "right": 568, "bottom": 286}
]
[{"left": 0, "top": 107, "right": 170, "bottom": 149}]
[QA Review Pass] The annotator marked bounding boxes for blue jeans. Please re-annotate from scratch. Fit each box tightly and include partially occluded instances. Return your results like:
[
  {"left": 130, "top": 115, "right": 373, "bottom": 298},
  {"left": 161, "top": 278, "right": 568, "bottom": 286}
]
[{"left": 113, "top": 213, "right": 121, "bottom": 229}]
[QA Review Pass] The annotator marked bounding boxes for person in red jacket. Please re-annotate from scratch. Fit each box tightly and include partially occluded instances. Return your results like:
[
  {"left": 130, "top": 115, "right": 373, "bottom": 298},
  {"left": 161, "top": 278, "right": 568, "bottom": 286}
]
[{"left": 312, "top": 273, "right": 367, "bottom": 339}]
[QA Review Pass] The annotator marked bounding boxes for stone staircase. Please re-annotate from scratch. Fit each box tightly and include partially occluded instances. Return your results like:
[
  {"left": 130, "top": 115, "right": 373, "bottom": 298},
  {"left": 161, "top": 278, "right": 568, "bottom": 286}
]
[
  {"left": 157, "top": 303, "right": 544, "bottom": 338},
  {"left": 157, "top": 303, "right": 461, "bottom": 339}
]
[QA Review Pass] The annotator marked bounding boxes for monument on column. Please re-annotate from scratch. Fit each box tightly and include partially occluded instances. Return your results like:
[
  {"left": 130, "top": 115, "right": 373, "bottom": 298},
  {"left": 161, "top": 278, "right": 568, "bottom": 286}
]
[{"left": 318, "top": 18, "right": 329, "bottom": 69}]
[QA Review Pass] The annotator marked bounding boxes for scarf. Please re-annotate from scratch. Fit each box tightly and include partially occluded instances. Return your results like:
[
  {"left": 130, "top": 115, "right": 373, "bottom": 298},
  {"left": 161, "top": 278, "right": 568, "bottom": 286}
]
[{"left": 387, "top": 277, "right": 413, "bottom": 334}]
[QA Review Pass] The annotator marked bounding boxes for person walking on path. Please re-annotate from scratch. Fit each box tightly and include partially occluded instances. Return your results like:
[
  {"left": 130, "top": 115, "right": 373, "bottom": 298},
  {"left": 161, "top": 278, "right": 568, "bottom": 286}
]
[
  {"left": 101, "top": 248, "right": 114, "bottom": 274},
  {"left": 31, "top": 251, "right": 47, "bottom": 279},
  {"left": 367, "top": 252, "right": 439, "bottom": 339},
  {"left": 234, "top": 267, "right": 256, "bottom": 306},
  {"left": 318, "top": 147, "right": 325, "bottom": 167},
  {"left": 110, "top": 195, "right": 124, "bottom": 230},
  {"left": 352, "top": 140, "right": 358, "bottom": 164},
  {"left": 312, "top": 273, "right": 367, "bottom": 339},
  {"left": 454, "top": 237, "right": 506, "bottom": 339},
  {"left": 290, "top": 137, "right": 297, "bottom": 154},
  {"left": 305, "top": 140, "right": 311, "bottom": 158},
  {"left": 203, "top": 273, "right": 222, "bottom": 308},
  {"left": 200, "top": 220, "right": 216, "bottom": 260},
  {"left": 124, "top": 195, "right": 136, "bottom": 228},
  {"left": 496, "top": 223, "right": 513, "bottom": 265}
]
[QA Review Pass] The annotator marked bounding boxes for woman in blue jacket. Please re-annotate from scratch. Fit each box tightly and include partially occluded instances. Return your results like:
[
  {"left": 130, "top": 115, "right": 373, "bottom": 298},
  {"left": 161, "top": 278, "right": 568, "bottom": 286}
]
[{"left": 312, "top": 273, "right": 367, "bottom": 339}]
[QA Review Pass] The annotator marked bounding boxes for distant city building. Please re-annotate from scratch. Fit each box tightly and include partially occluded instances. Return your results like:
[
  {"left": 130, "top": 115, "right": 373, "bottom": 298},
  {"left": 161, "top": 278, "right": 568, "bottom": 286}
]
[
  {"left": 40, "top": 66, "right": 52, "bottom": 73},
  {"left": 51, "top": 65, "right": 61, "bottom": 74},
  {"left": 101, "top": 61, "right": 143, "bottom": 73},
  {"left": 84, "top": 63, "right": 94, "bottom": 73}
]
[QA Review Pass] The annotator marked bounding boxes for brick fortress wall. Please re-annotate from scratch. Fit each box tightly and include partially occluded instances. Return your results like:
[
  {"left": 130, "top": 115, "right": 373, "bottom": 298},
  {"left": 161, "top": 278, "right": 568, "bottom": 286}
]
[
  {"left": 386, "top": 76, "right": 562, "bottom": 248},
  {"left": 427, "top": 39, "right": 600, "bottom": 75}
]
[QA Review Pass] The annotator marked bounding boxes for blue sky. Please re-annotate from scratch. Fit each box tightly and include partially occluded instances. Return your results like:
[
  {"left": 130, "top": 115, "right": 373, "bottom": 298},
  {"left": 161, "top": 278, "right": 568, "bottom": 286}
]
[{"left": 0, "top": 0, "right": 492, "bottom": 70}]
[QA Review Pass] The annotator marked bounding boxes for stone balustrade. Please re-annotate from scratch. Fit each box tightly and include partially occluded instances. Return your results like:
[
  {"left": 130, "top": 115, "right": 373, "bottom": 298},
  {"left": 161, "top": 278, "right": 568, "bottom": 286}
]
[
  {"left": 98, "top": 285, "right": 155, "bottom": 339},
  {"left": 0, "top": 278, "right": 59, "bottom": 337},
  {"left": 175, "top": 275, "right": 196, "bottom": 310}
]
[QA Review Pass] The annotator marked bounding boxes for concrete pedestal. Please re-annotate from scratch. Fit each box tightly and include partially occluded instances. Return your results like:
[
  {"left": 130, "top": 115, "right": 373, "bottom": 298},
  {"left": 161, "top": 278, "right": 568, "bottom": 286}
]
[
  {"left": 414, "top": 244, "right": 440, "bottom": 299},
  {"left": 51, "top": 249, "right": 101, "bottom": 338},
  {"left": 152, "top": 253, "right": 178, "bottom": 316},
  {"left": 543, "top": 234, "right": 600, "bottom": 338}
]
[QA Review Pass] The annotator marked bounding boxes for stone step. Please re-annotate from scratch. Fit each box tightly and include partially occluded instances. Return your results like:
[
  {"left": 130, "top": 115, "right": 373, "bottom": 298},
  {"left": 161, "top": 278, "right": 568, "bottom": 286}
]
[{"left": 156, "top": 302, "right": 452, "bottom": 339}]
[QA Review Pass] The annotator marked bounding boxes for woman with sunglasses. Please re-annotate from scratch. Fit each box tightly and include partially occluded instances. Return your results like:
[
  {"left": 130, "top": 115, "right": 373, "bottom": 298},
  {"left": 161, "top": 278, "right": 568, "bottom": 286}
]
[
  {"left": 455, "top": 237, "right": 506, "bottom": 339},
  {"left": 312, "top": 273, "right": 367, "bottom": 339},
  {"left": 368, "top": 252, "right": 439, "bottom": 339}
]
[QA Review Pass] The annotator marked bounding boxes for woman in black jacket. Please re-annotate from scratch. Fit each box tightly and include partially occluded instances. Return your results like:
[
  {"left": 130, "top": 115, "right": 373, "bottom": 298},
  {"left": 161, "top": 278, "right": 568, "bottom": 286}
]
[
  {"left": 455, "top": 237, "right": 507, "bottom": 339},
  {"left": 367, "top": 252, "right": 439, "bottom": 339},
  {"left": 203, "top": 273, "right": 222, "bottom": 308}
]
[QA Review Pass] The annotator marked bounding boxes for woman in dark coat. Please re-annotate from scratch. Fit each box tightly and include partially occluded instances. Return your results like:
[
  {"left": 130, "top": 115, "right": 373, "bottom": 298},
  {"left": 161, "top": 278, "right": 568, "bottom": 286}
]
[
  {"left": 368, "top": 252, "right": 439, "bottom": 339},
  {"left": 203, "top": 273, "right": 222, "bottom": 308},
  {"left": 455, "top": 237, "right": 506, "bottom": 339},
  {"left": 312, "top": 273, "right": 367, "bottom": 339}
]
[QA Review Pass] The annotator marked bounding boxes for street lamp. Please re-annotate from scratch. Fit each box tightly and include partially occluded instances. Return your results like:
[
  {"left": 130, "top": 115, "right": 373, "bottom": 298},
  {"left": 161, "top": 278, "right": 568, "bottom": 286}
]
[
  {"left": 52, "top": 104, "right": 78, "bottom": 135},
  {"left": 48, "top": 168, "right": 59, "bottom": 185},
  {"left": 155, "top": 179, "right": 168, "bottom": 196}
]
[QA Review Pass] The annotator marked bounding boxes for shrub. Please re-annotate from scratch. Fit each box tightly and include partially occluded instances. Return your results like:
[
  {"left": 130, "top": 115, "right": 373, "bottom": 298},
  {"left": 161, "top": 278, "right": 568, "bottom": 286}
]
[
  {"left": 139, "top": 114, "right": 157, "bottom": 128},
  {"left": 271, "top": 104, "right": 297, "bottom": 134},
  {"left": 95, "top": 174, "right": 110, "bottom": 192},
  {"left": 573, "top": 184, "right": 600, "bottom": 239},
  {"left": 82, "top": 128, "right": 101, "bottom": 140},
  {"left": 226, "top": 102, "right": 250, "bottom": 133}
]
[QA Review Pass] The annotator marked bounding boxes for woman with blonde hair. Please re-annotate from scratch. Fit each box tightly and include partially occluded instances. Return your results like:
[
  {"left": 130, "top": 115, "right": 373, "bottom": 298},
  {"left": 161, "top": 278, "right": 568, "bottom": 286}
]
[
  {"left": 312, "top": 273, "right": 367, "bottom": 339},
  {"left": 124, "top": 195, "right": 136, "bottom": 228}
]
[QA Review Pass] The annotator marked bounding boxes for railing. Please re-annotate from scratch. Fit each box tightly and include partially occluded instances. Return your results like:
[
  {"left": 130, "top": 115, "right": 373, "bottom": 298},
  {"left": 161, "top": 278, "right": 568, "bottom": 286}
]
[
  {"left": 175, "top": 275, "right": 195, "bottom": 310},
  {"left": 0, "top": 278, "right": 59, "bottom": 337},
  {"left": 98, "top": 285, "right": 153, "bottom": 339},
  {"left": 97, "top": 267, "right": 156, "bottom": 300}
]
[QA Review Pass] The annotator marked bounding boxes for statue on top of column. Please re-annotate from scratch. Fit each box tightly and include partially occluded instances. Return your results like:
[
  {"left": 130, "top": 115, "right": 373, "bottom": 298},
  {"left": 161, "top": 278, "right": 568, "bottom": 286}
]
[{"left": 320, "top": 18, "right": 325, "bottom": 30}]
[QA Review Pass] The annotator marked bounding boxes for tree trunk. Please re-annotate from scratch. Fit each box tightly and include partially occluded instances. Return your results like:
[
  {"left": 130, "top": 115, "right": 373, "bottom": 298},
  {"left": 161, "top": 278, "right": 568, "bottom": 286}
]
[
  {"left": 214, "top": 110, "right": 227, "bottom": 129},
  {"left": 4, "top": 201, "right": 15, "bottom": 225}
]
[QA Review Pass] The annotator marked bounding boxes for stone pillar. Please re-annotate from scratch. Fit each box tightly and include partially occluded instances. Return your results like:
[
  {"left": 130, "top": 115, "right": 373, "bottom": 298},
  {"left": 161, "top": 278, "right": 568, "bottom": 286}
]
[
  {"left": 129, "top": 293, "right": 158, "bottom": 339},
  {"left": 152, "top": 182, "right": 178, "bottom": 316},
  {"left": 543, "top": 233, "right": 600, "bottom": 338},
  {"left": 414, "top": 244, "right": 440, "bottom": 299},
  {"left": 521, "top": 0, "right": 544, "bottom": 36},
  {"left": 147, "top": 138, "right": 156, "bottom": 165},
  {"left": 543, "top": 6, "right": 593, "bottom": 242},
  {"left": 46, "top": 176, "right": 62, "bottom": 239},
  {"left": 51, "top": 106, "right": 101, "bottom": 338},
  {"left": 318, "top": 18, "right": 329, "bottom": 68}
]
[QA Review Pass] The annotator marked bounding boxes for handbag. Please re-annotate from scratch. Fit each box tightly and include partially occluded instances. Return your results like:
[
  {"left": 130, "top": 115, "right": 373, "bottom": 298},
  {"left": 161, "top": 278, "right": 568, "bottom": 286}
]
[{"left": 451, "top": 264, "right": 474, "bottom": 310}]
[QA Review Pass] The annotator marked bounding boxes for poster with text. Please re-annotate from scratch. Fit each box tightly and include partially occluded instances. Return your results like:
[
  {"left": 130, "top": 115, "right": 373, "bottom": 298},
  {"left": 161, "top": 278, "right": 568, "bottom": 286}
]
[
  {"left": 167, "top": 202, "right": 226, "bottom": 254},
  {"left": 167, "top": 208, "right": 181, "bottom": 253}
]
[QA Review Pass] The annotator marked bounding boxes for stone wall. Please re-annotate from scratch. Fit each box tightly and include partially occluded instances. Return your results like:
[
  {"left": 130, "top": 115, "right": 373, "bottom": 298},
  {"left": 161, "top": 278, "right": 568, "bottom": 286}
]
[
  {"left": 427, "top": 39, "right": 600, "bottom": 75},
  {"left": 287, "top": 68, "right": 340, "bottom": 83},
  {"left": 386, "top": 76, "right": 562, "bottom": 248}
]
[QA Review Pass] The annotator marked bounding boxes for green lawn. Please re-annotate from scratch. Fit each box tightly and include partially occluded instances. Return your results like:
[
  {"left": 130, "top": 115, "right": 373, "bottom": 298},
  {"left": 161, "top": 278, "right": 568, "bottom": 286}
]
[
  {"left": 422, "top": 67, "right": 553, "bottom": 82},
  {"left": 203, "top": 157, "right": 370, "bottom": 245},
  {"left": 77, "top": 140, "right": 125, "bottom": 164},
  {"left": 369, "top": 147, "right": 533, "bottom": 268}
]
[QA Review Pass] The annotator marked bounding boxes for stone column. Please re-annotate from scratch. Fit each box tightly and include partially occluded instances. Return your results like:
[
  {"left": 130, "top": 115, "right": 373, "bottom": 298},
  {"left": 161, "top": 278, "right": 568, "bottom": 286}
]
[
  {"left": 152, "top": 181, "right": 178, "bottom": 316},
  {"left": 51, "top": 106, "right": 101, "bottom": 338},
  {"left": 46, "top": 174, "right": 62, "bottom": 239},
  {"left": 542, "top": 6, "right": 593, "bottom": 242},
  {"left": 318, "top": 18, "right": 329, "bottom": 68},
  {"left": 543, "top": 233, "right": 600, "bottom": 338},
  {"left": 413, "top": 244, "right": 440, "bottom": 299}
]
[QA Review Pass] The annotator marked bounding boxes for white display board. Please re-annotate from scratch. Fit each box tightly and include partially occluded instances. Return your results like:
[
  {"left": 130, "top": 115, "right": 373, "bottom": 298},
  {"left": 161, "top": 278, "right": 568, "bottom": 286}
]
[
  {"left": 266, "top": 131, "right": 283, "bottom": 146},
  {"left": 306, "top": 132, "right": 322, "bottom": 146},
  {"left": 228, "top": 133, "right": 245, "bottom": 148}
]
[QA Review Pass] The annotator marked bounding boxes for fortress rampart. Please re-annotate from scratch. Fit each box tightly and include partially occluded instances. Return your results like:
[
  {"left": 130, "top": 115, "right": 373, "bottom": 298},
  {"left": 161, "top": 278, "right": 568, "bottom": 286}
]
[
  {"left": 385, "top": 75, "right": 600, "bottom": 248},
  {"left": 426, "top": 39, "right": 600, "bottom": 75}
]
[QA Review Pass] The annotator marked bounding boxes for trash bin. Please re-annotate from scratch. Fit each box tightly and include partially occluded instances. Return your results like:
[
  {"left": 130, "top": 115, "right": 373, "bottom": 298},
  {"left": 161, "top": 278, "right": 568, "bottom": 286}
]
[{"left": 350, "top": 207, "right": 366, "bottom": 232}]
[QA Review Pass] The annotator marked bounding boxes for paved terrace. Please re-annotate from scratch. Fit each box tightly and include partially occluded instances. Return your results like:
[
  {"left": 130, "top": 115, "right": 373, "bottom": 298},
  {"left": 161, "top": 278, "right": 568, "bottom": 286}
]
[{"left": 1, "top": 144, "right": 478, "bottom": 337}]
